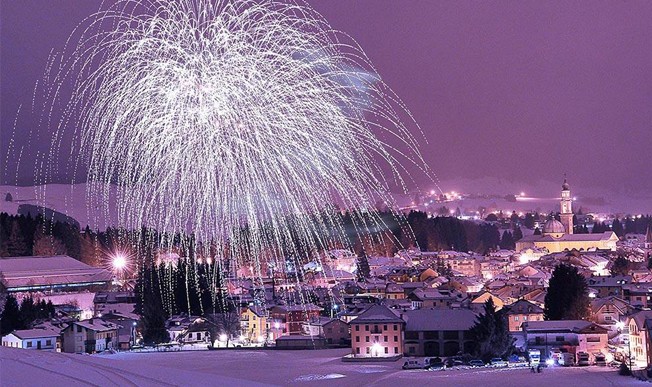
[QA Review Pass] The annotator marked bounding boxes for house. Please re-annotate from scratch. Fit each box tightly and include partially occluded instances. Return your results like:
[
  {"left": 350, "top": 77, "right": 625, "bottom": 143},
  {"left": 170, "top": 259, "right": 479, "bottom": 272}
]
[
  {"left": 2, "top": 327, "right": 61, "bottom": 351},
  {"left": 522, "top": 320, "right": 609, "bottom": 362},
  {"left": 586, "top": 275, "right": 632, "bottom": 298},
  {"left": 100, "top": 310, "right": 138, "bottom": 349},
  {"left": 505, "top": 299, "right": 544, "bottom": 332},
  {"left": 61, "top": 319, "right": 119, "bottom": 354},
  {"left": 241, "top": 306, "right": 269, "bottom": 343},
  {"left": 349, "top": 304, "right": 404, "bottom": 358},
  {"left": 626, "top": 310, "right": 652, "bottom": 368},
  {"left": 408, "top": 288, "right": 467, "bottom": 310},
  {"left": 402, "top": 309, "right": 477, "bottom": 357},
  {"left": 470, "top": 291, "right": 504, "bottom": 313},
  {"left": 385, "top": 283, "right": 405, "bottom": 300},
  {"left": 166, "top": 315, "right": 200, "bottom": 342},
  {"left": 269, "top": 304, "right": 322, "bottom": 337},
  {"left": 301, "top": 316, "right": 349, "bottom": 345},
  {"left": 177, "top": 318, "right": 213, "bottom": 344},
  {"left": 623, "top": 283, "right": 652, "bottom": 308},
  {"left": 93, "top": 291, "right": 137, "bottom": 316},
  {"left": 589, "top": 296, "right": 631, "bottom": 331}
]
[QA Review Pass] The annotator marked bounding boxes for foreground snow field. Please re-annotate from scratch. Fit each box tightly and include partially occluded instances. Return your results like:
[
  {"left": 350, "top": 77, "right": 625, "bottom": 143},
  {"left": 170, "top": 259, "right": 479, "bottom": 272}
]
[{"left": 1, "top": 347, "right": 646, "bottom": 387}]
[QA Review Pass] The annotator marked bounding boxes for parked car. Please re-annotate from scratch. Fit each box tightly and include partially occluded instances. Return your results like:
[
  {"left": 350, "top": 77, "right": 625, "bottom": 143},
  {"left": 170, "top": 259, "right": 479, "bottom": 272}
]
[
  {"left": 402, "top": 359, "right": 424, "bottom": 370},
  {"left": 559, "top": 352, "right": 575, "bottom": 367},
  {"left": 593, "top": 353, "right": 606, "bottom": 367},
  {"left": 469, "top": 359, "right": 485, "bottom": 368},
  {"left": 490, "top": 358, "right": 508, "bottom": 367},
  {"left": 577, "top": 352, "right": 590, "bottom": 366},
  {"left": 427, "top": 357, "right": 446, "bottom": 371}
]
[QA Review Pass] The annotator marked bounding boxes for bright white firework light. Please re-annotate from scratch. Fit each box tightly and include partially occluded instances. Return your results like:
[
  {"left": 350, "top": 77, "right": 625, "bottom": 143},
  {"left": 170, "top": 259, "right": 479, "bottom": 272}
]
[
  {"left": 26, "top": 0, "right": 433, "bottom": 277},
  {"left": 113, "top": 254, "right": 127, "bottom": 271}
]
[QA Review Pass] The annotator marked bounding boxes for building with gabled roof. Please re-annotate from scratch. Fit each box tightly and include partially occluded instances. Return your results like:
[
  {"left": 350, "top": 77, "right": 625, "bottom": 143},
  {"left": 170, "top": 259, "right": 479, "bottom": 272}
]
[
  {"left": 504, "top": 299, "right": 544, "bottom": 332},
  {"left": 2, "top": 327, "right": 61, "bottom": 351},
  {"left": 349, "top": 304, "right": 404, "bottom": 359},
  {"left": 61, "top": 318, "right": 119, "bottom": 354},
  {"left": 626, "top": 310, "right": 652, "bottom": 368}
]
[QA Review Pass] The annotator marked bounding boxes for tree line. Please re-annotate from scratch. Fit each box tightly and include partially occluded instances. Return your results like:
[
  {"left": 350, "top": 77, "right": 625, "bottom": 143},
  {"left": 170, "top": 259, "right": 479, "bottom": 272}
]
[{"left": 0, "top": 295, "right": 55, "bottom": 335}]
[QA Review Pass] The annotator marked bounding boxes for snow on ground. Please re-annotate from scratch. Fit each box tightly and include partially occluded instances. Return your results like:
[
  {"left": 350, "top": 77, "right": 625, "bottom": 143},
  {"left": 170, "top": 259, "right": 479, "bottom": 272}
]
[{"left": 1, "top": 347, "right": 646, "bottom": 387}]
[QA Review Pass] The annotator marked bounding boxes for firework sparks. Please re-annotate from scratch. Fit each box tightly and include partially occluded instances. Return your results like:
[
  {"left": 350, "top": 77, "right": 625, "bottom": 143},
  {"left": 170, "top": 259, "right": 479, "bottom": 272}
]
[{"left": 20, "top": 0, "right": 431, "bottom": 275}]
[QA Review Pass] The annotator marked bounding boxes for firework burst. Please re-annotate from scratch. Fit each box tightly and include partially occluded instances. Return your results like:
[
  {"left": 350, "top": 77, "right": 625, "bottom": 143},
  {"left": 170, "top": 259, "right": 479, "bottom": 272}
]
[{"left": 16, "top": 0, "right": 432, "bottom": 276}]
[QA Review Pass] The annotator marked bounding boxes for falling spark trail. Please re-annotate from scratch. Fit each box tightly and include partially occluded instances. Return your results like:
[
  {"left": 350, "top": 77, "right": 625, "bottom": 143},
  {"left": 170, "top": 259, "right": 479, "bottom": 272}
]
[{"left": 13, "top": 0, "right": 434, "bottom": 289}]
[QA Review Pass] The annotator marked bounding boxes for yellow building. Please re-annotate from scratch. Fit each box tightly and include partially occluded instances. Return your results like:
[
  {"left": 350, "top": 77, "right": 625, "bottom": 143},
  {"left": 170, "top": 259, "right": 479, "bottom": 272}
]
[
  {"left": 516, "top": 179, "right": 618, "bottom": 253},
  {"left": 240, "top": 306, "right": 268, "bottom": 343}
]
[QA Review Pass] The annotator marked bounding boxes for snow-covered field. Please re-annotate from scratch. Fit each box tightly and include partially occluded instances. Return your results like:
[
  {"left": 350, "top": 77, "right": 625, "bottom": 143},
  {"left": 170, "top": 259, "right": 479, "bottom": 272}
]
[{"left": 1, "top": 347, "right": 646, "bottom": 387}]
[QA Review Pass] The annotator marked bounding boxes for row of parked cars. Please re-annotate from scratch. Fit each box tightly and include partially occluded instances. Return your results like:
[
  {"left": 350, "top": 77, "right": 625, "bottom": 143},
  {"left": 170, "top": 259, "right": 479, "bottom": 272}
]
[{"left": 402, "top": 356, "right": 523, "bottom": 371}]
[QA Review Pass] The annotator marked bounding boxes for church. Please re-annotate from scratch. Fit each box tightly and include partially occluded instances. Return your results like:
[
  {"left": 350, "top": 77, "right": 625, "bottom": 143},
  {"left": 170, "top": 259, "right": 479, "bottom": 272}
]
[{"left": 515, "top": 178, "right": 618, "bottom": 253}]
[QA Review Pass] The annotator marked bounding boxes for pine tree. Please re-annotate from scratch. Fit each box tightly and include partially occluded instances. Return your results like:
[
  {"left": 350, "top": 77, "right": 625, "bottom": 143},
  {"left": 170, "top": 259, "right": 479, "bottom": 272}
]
[
  {"left": 612, "top": 219, "right": 624, "bottom": 237},
  {"left": 0, "top": 294, "right": 22, "bottom": 335},
  {"left": 5, "top": 221, "right": 28, "bottom": 256},
  {"left": 19, "top": 296, "right": 36, "bottom": 328},
  {"left": 512, "top": 226, "right": 523, "bottom": 241},
  {"left": 544, "top": 264, "right": 590, "bottom": 320},
  {"left": 499, "top": 231, "right": 515, "bottom": 250},
  {"left": 470, "top": 298, "right": 514, "bottom": 362}
]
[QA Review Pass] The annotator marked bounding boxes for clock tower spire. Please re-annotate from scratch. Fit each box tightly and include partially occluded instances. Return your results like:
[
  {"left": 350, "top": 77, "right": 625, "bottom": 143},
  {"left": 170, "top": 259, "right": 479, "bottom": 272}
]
[{"left": 560, "top": 175, "right": 573, "bottom": 235}]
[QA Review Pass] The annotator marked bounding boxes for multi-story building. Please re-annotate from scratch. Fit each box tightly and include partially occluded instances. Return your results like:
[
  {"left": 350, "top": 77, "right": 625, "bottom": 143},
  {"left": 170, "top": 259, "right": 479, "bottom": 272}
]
[
  {"left": 403, "top": 309, "right": 476, "bottom": 357},
  {"left": 626, "top": 310, "right": 652, "bottom": 368},
  {"left": 408, "top": 288, "right": 467, "bottom": 309},
  {"left": 505, "top": 299, "right": 544, "bottom": 332},
  {"left": 240, "top": 306, "right": 269, "bottom": 343},
  {"left": 61, "top": 319, "right": 119, "bottom": 354},
  {"left": 623, "top": 283, "right": 652, "bottom": 308},
  {"left": 301, "top": 316, "right": 349, "bottom": 345},
  {"left": 589, "top": 296, "right": 631, "bottom": 330},
  {"left": 586, "top": 276, "right": 630, "bottom": 298},
  {"left": 350, "top": 304, "right": 404, "bottom": 358},
  {"left": 269, "top": 304, "right": 322, "bottom": 336}
]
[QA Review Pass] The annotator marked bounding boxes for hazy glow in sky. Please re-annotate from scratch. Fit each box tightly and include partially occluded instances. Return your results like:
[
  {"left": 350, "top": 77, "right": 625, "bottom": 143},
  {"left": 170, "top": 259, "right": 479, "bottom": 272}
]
[{"left": 2, "top": 0, "right": 652, "bottom": 194}]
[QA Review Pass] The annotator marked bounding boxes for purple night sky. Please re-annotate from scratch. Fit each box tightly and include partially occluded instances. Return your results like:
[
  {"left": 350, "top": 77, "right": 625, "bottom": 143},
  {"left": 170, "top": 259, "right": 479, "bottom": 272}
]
[{"left": 2, "top": 1, "right": 652, "bottom": 201}]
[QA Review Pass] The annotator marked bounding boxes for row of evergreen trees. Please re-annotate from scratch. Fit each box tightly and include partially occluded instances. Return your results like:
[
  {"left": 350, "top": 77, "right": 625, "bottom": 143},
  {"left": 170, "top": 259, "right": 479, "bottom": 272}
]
[
  {"left": 0, "top": 295, "right": 56, "bottom": 335},
  {"left": 135, "top": 259, "right": 229, "bottom": 344}
]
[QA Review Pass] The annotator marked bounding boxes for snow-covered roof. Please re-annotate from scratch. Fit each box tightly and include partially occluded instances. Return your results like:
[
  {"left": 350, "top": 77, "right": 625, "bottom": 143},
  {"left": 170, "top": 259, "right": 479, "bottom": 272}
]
[
  {"left": 6, "top": 328, "right": 60, "bottom": 340},
  {"left": 0, "top": 256, "right": 111, "bottom": 291},
  {"left": 350, "top": 304, "right": 403, "bottom": 324}
]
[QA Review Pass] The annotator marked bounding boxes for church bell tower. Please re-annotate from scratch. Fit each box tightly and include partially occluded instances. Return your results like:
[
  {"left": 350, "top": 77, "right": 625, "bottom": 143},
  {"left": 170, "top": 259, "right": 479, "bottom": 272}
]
[{"left": 560, "top": 177, "right": 573, "bottom": 234}]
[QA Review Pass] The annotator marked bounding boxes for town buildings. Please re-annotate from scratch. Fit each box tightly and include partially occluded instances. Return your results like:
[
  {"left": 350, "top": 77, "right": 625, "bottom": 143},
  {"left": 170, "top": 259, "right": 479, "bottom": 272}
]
[
  {"left": 349, "top": 305, "right": 404, "bottom": 358},
  {"left": 516, "top": 180, "right": 618, "bottom": 253},
  {"left": 402, "top": 308, "right": 476, "bottom": 357},
  {"left": 522, "top": 320, "right": 609, "bottom": 362},
  {"left": 61, "top": 319, "right": 120, "bottom": 354}
]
